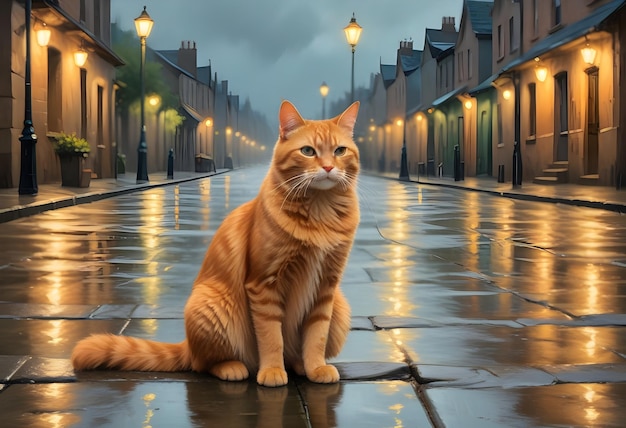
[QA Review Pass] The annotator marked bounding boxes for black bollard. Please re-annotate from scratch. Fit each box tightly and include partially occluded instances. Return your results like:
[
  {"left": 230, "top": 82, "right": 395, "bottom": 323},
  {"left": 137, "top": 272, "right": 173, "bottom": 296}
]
[
  {"left": 497, "top": 164, "right": 505, "bottom": 183},
  {"left": 453, "top": 145, "right": 461, "bottom": 181},
  {"left": 399, "top": 144, "right": 409, "bottom": 181},
  {"left": 167, "top": 148, "right": 174, "bottom": 179},
  {"left": 512, "top": 141, "right": 522, "bottom": 186}
]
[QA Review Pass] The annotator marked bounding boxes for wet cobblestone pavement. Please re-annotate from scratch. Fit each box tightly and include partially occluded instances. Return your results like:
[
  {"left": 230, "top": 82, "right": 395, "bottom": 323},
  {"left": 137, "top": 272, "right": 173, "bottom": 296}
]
[{"left": 0, "top": 166, "right": 626, "bottom": 427}]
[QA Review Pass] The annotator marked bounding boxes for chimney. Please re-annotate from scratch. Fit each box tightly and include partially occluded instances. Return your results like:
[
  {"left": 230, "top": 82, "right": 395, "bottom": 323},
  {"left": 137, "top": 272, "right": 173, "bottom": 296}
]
[
  {"left": 177, "top": 40, "right": 197, "bottom": 78},
  {"left": 442, "top": 16, "right": 456, "bottom": 32},
  {"left": 398, "top": 39, "right": 413, "bottom": 56}
]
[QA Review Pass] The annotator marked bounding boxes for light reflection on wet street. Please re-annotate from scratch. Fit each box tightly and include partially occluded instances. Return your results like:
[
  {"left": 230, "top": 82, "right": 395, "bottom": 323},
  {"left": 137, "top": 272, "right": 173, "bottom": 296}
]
[{"left": 0, "top": 166, "right": 625, "bottom": 426}]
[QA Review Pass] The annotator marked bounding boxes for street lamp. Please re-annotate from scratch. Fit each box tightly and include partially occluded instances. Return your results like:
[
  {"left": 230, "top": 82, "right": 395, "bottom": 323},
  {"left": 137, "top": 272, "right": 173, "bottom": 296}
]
[
  {"left": 19, "top": 0, "right": 38, "bottom": 195},
  {"left": 134, "top": 5, "right": 154, "bottom": 183},
  {"left": 344, "top": 13, "right": 362, "bottom": 104},
  {"left": 319, "top": 81, "right": 329, "bottom": 119}
]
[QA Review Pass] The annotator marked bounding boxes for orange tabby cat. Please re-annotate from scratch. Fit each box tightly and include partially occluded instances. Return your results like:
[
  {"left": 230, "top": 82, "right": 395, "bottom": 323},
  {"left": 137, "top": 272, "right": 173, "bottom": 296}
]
[{"left": 71, "top": 100, "right": 360, "bottom": 387}]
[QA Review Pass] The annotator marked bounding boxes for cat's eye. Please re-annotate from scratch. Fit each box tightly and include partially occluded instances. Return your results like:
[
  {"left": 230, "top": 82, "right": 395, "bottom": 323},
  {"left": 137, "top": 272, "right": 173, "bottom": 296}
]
[
  {"left": 301, "top": 146, "right": 316, "bottom": 156},
  {"left": 334, "top": 147, "right": 347, "bottom": 156}
]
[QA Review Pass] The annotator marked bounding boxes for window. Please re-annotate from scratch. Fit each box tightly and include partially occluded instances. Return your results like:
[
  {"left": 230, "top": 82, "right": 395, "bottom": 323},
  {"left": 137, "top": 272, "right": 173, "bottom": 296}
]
[
  {"left": 467, "top": 49, "right": 472, "bottom": 79},
  {"left": 497, "top": 25, "right": 504, "bottom": 59},
  {"left": 533, "top": 0, "right": 539, "bottom": 37},
  {"left": 80, "top": 69, "right": 87, "bottom": 138},
  {"left": 497, "top": 103, "right": 503, "bottom": 145},
  {"left": 509, "top": 17, "right": 519, "bottom": 52},
  {"left": 528, "top": 83, "right": 536, "bottom": 137},
  {"left": 94, "top": 0, "right": 101, "bottom": 37},
  {"left": 553, "top": 0, "right": 562, "bottom": 27},
  {"left": 80, "top": 0, "right": 86, "bottom": 22},
  {"left": 47, "top": 48, "right": 63, "bottom": 132},
  {"left": 457, "top": 51, "right": 464, "bottom": 82}
]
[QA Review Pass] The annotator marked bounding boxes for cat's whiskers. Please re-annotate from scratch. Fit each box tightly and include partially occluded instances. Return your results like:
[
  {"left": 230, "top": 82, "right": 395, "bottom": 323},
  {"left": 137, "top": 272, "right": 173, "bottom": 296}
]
[{"left": 280, "top": 174, "right": 309, "bottom": 210}]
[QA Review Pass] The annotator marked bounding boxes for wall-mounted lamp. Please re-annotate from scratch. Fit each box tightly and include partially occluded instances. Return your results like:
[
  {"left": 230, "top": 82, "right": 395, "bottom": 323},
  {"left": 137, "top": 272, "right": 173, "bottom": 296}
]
[
  {"left": 581, "top": 43, "right": 597, "bottom": 65},
  {"left": 36, "top": 22, "right": 51, "bottom": 47},
  {"left": 534, "top": 57, "right": 547, "bottom": 82},
  {"left": 204, "top": 118, "right": 213, "bottom": 127},
  {"left": 416, "top": 114, "right": 423, "bottom": 122},
  {"left": 74, "top": 41, "right": 88, "bottom": 67},
  {"left": 535, "top": 66, "right": 548, "bottom": 82},
  {"left": 464, "top": 100, "right": 473, "bottom": 110},
  {"left": 395, "top": 119, "right": 404, "bottom": 127},
  {"left": 502, "top": 89, "right": 511, "bottom": 100}
]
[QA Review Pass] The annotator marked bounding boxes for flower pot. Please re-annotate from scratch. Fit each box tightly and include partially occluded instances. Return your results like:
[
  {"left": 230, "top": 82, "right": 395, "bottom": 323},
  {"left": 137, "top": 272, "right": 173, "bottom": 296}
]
[{"left": 59, "top": 154, "right": 90, "bottom": 188}]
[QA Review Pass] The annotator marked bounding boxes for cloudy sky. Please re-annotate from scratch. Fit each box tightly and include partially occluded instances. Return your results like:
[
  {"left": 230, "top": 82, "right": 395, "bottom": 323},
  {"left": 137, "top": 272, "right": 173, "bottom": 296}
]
[{"left": 111, "top": 0, "right": 464, "bottom": 125}]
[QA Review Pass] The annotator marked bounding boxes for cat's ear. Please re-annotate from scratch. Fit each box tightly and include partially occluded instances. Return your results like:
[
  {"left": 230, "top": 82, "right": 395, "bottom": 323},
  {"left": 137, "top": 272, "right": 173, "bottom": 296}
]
[
  {"left": 335, "top": 101, "right": 360, "bottom": 138},
  {"left": 279, "top": 101, "right": 306, "bottom": 140}
]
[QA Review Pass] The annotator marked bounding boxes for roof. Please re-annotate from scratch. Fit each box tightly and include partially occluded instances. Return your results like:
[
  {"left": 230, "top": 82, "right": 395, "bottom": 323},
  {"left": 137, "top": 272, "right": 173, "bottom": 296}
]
[
  {"left": 432, "top": 86, "right": 467, "bottom": 107},
  {"left": 153, "top": 50, "right": 195, "bottom": 79},
  {"left": 400, "top": 50, "right": 422, "bottom": 75},
  {"left": 425, "top": 28, "right": 458, "bottom": 57},
  {"left": 180, "top": 102, "right": 205, "bottom": 122},
  {"left": 501, "top": 0, "right": 625, "bottom": 74},
  {"left": 467, "top": 0, "right": 493, "bottom": 36},
  {"left": 197, "top": 66, "right": 212, "bottom": 86},
  {"left": 380, "top": 63, "right": 396, "bottom": 89}
]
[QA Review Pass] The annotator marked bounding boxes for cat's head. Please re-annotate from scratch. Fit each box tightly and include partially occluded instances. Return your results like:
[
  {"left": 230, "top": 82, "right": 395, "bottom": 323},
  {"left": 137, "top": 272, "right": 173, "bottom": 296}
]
[{"left": 271, "top": 100, "right": 360, "bottom": 192}]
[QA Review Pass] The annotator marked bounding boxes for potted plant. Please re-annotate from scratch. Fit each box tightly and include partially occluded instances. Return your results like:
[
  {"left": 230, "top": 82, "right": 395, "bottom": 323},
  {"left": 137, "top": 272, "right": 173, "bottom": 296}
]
[{"left": 53, "top": 132, "right": 91, "bottom": 187}]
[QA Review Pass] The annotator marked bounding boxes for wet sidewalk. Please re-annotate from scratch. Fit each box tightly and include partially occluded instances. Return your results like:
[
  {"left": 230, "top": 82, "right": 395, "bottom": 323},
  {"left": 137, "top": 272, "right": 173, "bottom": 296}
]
[
  {"left": 380, "top": 172, "right": 626, "bottom": 213},
  {"left": 0, "top": 170, "right": 230, "bottom": 224},
  {"left": 0, "top": 168, "right": 625, "bottom": 427}
]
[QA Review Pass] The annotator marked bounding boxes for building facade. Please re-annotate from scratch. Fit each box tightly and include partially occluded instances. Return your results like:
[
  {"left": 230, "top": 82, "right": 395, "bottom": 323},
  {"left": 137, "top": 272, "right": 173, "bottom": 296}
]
[{"left": 1, "top": 0, "right": 123, "bottom": 188}]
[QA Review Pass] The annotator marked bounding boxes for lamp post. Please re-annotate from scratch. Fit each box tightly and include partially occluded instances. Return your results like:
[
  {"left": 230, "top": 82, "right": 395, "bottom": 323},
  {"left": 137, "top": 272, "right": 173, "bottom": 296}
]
[
  {"left": 18, "top": 0, "right": 38, "bottom": 195},
  {"left": 344, "top": 13, "right": 362, "bottom": 104},
  {"left": 134, "top": 6, "right": 154, "bottom": 183},
  {"left": 319, "top": 81, "right": 329, "bottom": 119}
]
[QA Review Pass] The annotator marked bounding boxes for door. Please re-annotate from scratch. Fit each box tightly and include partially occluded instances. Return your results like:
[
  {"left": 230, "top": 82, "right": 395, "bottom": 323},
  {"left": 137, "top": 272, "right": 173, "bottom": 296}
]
[
  {"left": 586, "top": 68, "right": 599, "bottom": 175},
  {"left": 554, "top": 72, "right": 569, "bottom": 161}
]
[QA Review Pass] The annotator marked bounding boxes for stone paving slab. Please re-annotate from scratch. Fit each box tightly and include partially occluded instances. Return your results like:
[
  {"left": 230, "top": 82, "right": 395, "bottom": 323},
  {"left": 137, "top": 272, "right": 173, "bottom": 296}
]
[{"left": 423, "top": 382, "right": 626, "bottom": 428}]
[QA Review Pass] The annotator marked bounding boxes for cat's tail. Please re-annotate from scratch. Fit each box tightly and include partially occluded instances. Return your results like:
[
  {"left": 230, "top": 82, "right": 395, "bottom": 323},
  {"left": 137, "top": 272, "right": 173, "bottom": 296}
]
[{"left": 71, "top": 334, "right": 192, "bottom": 372}]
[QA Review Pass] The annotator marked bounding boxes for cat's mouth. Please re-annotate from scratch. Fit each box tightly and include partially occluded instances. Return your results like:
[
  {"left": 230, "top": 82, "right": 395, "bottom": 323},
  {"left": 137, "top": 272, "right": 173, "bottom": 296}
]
[{"left": 309, "top": 177, "right": 338, "bottom": 190}]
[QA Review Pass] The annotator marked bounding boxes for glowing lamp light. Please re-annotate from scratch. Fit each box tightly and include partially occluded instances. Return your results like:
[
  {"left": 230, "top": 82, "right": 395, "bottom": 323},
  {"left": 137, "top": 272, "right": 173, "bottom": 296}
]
[
  {"left": 343, "top": 13, "right": 362, "bottom": 48},
  {"left": 148, "top": 95, "right": 160, "bottom": 106},
  {"left": 134, "top": 6, "right": 154, "bottom": 39},
  {"left": 502, "top": 90, "right": 511, "bottom": 100},
  {"left": 74, "top": 47, "right": 88, "bottom": 67},
  {"left": 319, "top": 82, "right": 329, "bottom": 98},
  {"left": 36, "top": 23, "right": 51, "bottom": 47},
  {"left": 396, "top": 119, "right": 404, "bottom": 127},
  {"left": 464, "top": 100, "right": 473, "bottom": 110},
  {"left": 535, "top": 65, "right": 548, "bottom": 82},
  {"left": 581, "top": 45, "right": 597, "bottom": 65},
  {"left": 416, "top": 114, "right": 423, "bottom": 122},
  {"left": 205, "top": 118, "right": 213, "bottom": 127}
]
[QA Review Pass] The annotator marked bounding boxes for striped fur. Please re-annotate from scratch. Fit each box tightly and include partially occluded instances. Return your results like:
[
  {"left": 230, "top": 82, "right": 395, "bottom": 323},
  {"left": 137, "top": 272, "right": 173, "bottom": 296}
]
[{"left": 71, "top": 101, "right": 360, "bottom": 387}]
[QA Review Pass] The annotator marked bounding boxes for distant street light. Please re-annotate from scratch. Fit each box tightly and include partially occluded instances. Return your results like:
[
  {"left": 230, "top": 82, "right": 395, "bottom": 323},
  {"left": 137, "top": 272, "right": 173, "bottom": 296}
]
[
  {"left": 319, "top": 81, "right": 329, "bottom": 119},
  {"left": 134, "top": 6, "right": 154, "bottom": 183},
  {"left": 344, "top": 13, "right": 362, "bottom": 104},
  {"left": 19, "top": 0, "right": 38, "bottom": 195}
]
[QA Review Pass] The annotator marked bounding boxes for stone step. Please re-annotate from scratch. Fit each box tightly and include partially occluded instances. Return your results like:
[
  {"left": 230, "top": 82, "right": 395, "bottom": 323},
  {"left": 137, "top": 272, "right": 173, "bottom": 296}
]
[
  {"left": 579, "top": 174, "right": 599, "bottom": 185},
  {"left": 533, "top": 176, "right": 562, "bottom": 184}
]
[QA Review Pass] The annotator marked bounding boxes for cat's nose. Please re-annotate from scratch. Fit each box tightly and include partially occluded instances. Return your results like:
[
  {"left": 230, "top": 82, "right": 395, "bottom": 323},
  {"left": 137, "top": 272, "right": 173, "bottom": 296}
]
[{"left": 322, "top": 166, "right": 334, "bottom": 173}]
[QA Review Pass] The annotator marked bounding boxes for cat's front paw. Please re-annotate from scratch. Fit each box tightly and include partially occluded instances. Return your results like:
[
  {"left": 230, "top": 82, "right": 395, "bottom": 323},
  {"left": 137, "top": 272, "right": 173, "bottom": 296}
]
[
  {"left": 307, "top": 364, "right": 340, "bottom": 384},
  {"left": 257, "top": 367, "right": 288, "bottom": 387},
  {"left": 210, "top": 360, "right": 249, "bottom": 381}
]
